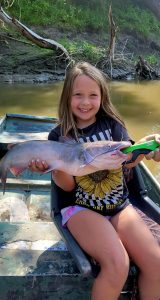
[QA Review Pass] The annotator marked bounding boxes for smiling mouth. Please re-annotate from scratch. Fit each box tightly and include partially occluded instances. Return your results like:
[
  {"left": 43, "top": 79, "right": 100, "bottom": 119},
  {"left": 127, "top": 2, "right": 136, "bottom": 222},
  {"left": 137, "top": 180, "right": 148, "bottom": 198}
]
[{"left": 79, "top": 108, "right": 91, "bottom": 112}]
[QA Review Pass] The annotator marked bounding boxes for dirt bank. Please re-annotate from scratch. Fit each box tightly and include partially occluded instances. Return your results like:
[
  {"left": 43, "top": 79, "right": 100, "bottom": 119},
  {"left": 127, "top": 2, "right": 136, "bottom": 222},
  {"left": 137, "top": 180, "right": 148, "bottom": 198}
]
[{"left": 0, "top": 27, "right": 160, "bottom": 83}]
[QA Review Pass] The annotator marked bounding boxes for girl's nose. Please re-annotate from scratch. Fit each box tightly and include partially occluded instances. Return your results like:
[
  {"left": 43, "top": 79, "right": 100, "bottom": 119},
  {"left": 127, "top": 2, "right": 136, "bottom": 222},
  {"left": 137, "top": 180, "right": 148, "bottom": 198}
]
[{"left": 81, "top": 97, "right": 90, "bottom": 104}]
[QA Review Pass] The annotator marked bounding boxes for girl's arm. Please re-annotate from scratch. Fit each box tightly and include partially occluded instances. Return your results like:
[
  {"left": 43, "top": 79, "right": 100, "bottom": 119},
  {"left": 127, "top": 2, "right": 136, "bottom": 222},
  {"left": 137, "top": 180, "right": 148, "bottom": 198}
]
[
  {"left": 28, "top": 159, "right": 75, "bottom": 192},
  {"left": 52, "top": 170, "right": 75, "bottom": 192}
]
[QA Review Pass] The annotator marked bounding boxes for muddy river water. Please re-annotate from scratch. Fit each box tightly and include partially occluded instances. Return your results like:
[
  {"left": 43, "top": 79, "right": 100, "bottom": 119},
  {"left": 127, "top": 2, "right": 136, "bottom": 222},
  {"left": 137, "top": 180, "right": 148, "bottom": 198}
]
[{"left": 0, "top": 80, "right": 160, "bottom": 181}]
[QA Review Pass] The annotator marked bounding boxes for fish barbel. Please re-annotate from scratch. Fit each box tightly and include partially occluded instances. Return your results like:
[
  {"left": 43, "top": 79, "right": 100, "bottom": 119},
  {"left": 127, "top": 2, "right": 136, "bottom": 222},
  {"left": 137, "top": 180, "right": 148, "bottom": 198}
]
[{"left": 0, "top": 139, "right": 131, "bottom": 193}]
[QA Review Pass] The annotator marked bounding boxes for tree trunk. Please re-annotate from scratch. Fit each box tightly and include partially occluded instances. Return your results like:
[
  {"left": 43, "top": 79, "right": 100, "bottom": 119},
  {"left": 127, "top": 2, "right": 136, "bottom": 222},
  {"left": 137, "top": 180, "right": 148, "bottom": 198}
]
[
  {"left": 135, "top": 56, "right": 159, "bottom": 79},
  {"left": 108, "top": 5, "right": 118, "bottom": 61}
]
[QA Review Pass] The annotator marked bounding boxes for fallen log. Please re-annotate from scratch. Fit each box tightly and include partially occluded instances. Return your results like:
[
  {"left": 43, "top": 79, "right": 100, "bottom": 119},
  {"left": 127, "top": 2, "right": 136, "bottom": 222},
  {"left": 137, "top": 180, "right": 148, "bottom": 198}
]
[
  {"left": 0, "top": 6, "right": 70, "bottom": 60},
  {"left": 135, "top": 56, "right": 159, "bottom": 80}
]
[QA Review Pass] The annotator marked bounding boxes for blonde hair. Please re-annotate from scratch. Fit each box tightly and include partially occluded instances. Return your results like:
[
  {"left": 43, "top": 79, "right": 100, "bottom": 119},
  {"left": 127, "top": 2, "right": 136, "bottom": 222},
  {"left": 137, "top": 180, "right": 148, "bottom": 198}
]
[{"left": 58, "top": 61, "right": 125, "bottom": 140}]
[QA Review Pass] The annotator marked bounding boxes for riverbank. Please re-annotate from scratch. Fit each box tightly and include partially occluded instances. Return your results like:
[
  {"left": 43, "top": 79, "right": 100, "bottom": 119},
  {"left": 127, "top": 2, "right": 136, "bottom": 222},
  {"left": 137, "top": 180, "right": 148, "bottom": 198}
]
[{"left": 0, "top": 26, "right": 160, "bottom": 83}]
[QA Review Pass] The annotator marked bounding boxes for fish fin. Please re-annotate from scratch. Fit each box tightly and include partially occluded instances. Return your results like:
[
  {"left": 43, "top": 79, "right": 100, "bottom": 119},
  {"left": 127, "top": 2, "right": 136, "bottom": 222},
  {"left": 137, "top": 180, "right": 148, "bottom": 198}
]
[
  {"left": 10, "top": 167, "right": 25, "bottom": 176},
  {"left": 82, "top": 144, "right": 105, "bottom": 165},
  {"left": 59, "top": 136, "right": 77, "bottom": 144},
  {"left": 42, "top": 167, "right": 54, "bottom": 174},
  {"left": 83, "top": 151, "right": 95, "bottom": 165},
  {"left": 79, "top": 164, "right": 86, "bottom": 169},
  {"left": 7, "top": 143, "right": 18, "bottom": 150}
]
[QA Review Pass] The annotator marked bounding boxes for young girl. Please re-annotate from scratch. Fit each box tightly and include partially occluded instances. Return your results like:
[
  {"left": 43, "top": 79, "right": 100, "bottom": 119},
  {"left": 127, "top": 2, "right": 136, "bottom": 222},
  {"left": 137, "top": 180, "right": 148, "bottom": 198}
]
[{"left": 30, "top": 62, "right": 160, "bottom": 300}]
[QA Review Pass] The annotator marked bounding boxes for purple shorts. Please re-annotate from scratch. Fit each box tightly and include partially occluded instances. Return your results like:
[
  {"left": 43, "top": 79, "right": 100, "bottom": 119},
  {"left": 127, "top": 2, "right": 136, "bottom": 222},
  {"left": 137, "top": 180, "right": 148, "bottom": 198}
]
[{"left": 61, "top": 205, "right": 111, "bottom": 226}]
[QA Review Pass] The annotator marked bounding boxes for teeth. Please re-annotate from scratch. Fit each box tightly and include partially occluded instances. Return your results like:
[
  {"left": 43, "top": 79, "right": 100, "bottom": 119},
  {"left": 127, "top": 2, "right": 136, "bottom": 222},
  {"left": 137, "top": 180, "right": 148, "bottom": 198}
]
[{"left": 80, "top": 109, "right": 89, "bottom": 112}]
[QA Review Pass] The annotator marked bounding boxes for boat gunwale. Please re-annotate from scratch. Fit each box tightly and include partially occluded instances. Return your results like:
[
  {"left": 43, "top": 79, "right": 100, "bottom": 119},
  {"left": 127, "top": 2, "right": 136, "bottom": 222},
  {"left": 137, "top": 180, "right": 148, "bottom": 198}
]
[
  {"left": 140, "top": 161, "right": 160, "bottom": 194},
  {"left": 5, "top": 113, "right": 58, "bottom": 123}
]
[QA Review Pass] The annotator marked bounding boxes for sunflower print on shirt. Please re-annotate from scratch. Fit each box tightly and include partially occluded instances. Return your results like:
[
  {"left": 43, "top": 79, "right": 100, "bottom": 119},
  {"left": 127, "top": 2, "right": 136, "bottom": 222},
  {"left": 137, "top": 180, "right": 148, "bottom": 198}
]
[{"left": 75, "top": 168, "right": 122, "bottom": 199}]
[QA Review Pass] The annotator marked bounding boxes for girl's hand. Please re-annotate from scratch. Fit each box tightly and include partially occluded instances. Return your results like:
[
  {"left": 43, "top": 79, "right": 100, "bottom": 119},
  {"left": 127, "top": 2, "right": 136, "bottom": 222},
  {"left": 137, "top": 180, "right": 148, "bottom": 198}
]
[
  {"left": 145, "top": 148, "right": 160, "bottom": 162},
  {"left": 125, "top": 134, "right": 160, "bottom": 168},
  {"left": 28, "top": 159, "right": 49, "bottom": 173},
  {"left": 125, "top": 152, "right": 144, "bottom": 169},
  {"left": 138, "top": 134, "right": 160, "bottom": 162}
]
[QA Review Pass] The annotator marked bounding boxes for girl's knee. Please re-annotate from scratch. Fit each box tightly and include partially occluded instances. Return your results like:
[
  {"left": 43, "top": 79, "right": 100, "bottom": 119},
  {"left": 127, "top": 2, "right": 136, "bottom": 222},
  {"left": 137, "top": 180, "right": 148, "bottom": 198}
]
[
  {"left": 111, "top": 255, "right": 129, "bottom": 283},
  {"left": 100, "top": 262, "right": 129, "bottom": 288},
  {"left": 99, "top": 248, "right": 130, "bottom": 285}
]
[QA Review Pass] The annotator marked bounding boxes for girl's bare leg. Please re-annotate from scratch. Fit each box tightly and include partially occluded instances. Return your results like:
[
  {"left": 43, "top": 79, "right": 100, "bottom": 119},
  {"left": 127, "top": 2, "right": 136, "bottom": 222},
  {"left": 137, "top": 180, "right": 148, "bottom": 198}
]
[
  {"left": 111, "top": 205, "right": 160, "bottom": 300},
  {"left": 67, "top": 209, "right": 129, "bottom": 300}
]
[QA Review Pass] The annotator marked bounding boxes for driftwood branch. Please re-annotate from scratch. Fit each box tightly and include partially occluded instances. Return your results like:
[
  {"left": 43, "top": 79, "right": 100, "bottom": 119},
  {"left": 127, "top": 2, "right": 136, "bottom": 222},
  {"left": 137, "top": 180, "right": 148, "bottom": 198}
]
[
  {"left": 0, "top": 33, "right": 36, "bottom": 45},
  {"left": 108, "top": 5, "right": 118, "bottom": 61},
  {"left": 0, "top": 6, "right": 70, "bottom": 60},
  {"left": 3, "top": 0, "right": 15, "bottom": 9}
]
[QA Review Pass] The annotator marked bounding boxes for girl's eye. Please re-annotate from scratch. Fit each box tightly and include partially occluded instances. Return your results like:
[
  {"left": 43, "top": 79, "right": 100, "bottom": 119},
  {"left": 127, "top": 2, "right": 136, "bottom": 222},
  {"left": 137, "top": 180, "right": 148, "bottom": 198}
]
[
  {"left": 90, "top": 94, "right": 97, "bottom": 97},
  {"left": 73, "top": 93, "right": 81, "bottom": 96}
]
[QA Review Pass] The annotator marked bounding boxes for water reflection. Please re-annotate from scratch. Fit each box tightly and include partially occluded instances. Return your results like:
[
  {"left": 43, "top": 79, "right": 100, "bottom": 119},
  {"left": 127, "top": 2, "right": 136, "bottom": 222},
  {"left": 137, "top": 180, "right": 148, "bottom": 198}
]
[
  {"left": 0, "top": 82, "right": 62, "bottom": 118},
  {"left": 0, "top": 80, "right": 160, "bottom": 180},
  {"left": 110, "top": 81, "right": 160, "bottom": 181}
]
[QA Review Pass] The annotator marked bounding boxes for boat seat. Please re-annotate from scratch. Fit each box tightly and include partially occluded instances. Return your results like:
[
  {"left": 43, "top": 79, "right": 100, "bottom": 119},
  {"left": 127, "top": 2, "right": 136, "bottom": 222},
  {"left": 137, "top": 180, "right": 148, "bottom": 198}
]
[
  {"left": 50, "top": 178, "right": 93, "bottom": 276},
  {"left": 50, "top": 165, "right": 160, "bottom": 278},
  {"left": 127, "top": 166, "right": 160, "bottom": 225}
]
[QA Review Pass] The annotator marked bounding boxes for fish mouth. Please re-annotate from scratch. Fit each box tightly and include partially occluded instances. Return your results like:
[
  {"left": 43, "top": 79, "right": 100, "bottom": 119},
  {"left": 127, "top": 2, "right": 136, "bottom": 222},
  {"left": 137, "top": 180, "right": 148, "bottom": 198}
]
[{"left": 118, "top": 142, "right": 131, "bottom": 151}]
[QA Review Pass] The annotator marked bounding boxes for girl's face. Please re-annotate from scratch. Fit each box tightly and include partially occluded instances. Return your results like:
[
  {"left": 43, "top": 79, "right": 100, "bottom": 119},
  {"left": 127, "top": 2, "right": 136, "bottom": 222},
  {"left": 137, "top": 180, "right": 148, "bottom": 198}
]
[{"left": 71, "top": 75, "right": 101, "bottom": 128}]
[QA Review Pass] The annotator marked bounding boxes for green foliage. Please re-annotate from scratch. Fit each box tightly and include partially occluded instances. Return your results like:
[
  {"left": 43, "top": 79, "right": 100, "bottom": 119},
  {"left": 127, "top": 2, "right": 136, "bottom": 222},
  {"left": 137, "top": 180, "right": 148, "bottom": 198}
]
[
  {"left": 5, "top": 0, "right": 106, "bottom": 30},
  {"left": 145, "top": 55, "right": 158, "bottom": 66},
  {"left": 116, "top": 4, "right": 160, "bottom": 37},
  {"left": 60, "top": 39, "right": 105, "bottom": 63},
  {"left": 4, "top": 0, "right": 160, "bottom": 41}
]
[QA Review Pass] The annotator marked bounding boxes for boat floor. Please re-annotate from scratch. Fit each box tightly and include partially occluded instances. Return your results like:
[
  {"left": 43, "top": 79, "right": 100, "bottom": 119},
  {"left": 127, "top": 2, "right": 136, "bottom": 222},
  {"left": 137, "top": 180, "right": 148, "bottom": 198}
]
[
  {"left": 0, "top": 172, "right": 140, "bottom": 299},
  {"left": 0, "top": 114, "right": 159, "bottom": 299}
]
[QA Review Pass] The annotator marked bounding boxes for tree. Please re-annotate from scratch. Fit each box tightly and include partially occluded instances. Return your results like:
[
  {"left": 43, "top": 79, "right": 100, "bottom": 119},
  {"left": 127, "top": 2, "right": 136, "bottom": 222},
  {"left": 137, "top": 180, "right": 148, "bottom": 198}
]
[
  {"left": 0, "top": 6, "right": 70, "bottom": 60},
  {"left": 108, "top": 4, "right": 118, "bottom": 62}
]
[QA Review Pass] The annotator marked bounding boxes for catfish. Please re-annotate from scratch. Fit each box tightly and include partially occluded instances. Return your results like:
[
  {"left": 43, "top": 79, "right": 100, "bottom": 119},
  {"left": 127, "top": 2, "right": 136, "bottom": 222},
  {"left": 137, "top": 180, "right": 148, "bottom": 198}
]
[{"left": 0, "top": 139, "right": 130, "bottom": 193}]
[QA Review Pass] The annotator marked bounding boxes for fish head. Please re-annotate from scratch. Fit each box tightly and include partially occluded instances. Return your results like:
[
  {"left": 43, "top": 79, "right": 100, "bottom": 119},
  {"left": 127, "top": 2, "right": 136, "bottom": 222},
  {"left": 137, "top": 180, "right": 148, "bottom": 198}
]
[{"left": 83, "top": 140, "right": 131, "bottom": 164}]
